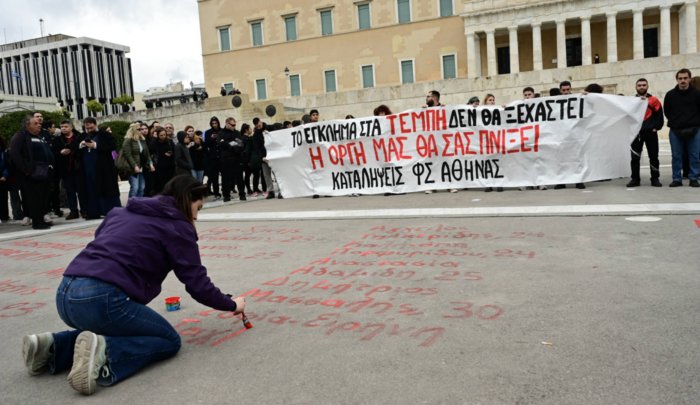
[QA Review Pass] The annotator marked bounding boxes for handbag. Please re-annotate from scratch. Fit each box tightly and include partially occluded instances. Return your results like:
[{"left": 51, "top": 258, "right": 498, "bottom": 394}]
[
  {"left": 115, "top": 152, "right": 132, "bottom": 174},
  {"left": 31, "top": 162, "right": 51, "bottom": 180},
  {"left": 677, "top": 127, "right": 698, "bottom": 139}
]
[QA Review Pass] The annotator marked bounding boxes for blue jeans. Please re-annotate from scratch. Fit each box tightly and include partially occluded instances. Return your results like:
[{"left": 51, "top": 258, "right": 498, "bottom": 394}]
[
  {"left": 669, "top": 129, "right": 700, "bottom": 182},
  {"left": 128, "top": 173, "right": 145, "bottom": 197},
  {"left": 191, "top": 169, "right": 204, "bottom": 183},
  {"left": 50, "top": 276, "right": 181, "bottom": 385}
]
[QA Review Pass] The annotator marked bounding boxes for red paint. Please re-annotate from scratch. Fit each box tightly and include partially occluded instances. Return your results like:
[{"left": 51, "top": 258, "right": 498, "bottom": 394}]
[
  {"left": 0, "top": 279, "right": 52, "bottom": 295},
  {"left": 0, "top": 302, "right": 46, "bottom": 318},
  {"left": 695, "top": 220, "right": 700, "bottom": 228}
]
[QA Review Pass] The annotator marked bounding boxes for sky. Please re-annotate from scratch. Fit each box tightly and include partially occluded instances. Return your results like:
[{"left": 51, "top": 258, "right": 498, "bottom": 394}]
[{"left": 0, "top": 0, "right": 204, "bottom": 92}]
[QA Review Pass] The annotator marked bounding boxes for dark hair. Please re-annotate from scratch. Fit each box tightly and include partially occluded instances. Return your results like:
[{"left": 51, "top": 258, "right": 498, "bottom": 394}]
[
  {"left": 240, "top": 123, "right": 251, "bottom": 134},
  {"left": 523, "top": 86, "right": 535, "bottom": 94},
  {"left": 559, "top": 81, "right": 571, "bottom": 89},
  {"left": 60, "top": 119, "right": 72, "bottom": 126},
  {"left": 309, "top": 109, "right": 319, "bottom": 116},
  {"left": 160, "top": 175, "right": 208, "bottom": 224},
  {"left": 42, "top": 120, "right": 54, "bottom": 130},
  {"left": 468, "top": 96, "right": 479, "bottom": 104},
  {"left": 252, "top": 117, "right": 260, "bottom": 125},
  {"left": 345, "top": 114, "right": 355, "bottom": 119},
  {"left": 373, "top": 104, "right": 393, "bottom": 116},
  {"left": 283, "top": 121, "right": 292, "bottom": 128},
  {"left": 292, "top": 120, "right": 302, "bottom": 126},
  {"left": 549, "top": 88, "right": 561, "bottom": 96},
  {"left": 429, "top": 90, "right": 440, "bottom": 100},
  {"left": 676, "top": 68, "right": 692, "bottom": 79},
  {"left": 636, "top": 78, "right": 648, "bottom": 84},
  {"left": 83, "top": 117, "right": 97, "bottom": 125},
  {"left": 584, "top": 83, "right": 604, "bottom": 93}
]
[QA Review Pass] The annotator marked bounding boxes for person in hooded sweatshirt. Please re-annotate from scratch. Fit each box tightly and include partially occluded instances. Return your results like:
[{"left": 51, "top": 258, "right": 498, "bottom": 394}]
[
  {"left": 20, "top": 175, "right": 247, "bottom": 396},
  {"left": 203, "top": 117, "right": 221, "bottom": 198},
  {"left": 174, "top": 131, "right": 194, "bottom": 177}
]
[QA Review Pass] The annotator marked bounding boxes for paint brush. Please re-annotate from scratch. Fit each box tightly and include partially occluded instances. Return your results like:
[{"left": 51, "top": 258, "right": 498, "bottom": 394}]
[{"left": 241, "top": 312, "right": 253, "bottom": 329}]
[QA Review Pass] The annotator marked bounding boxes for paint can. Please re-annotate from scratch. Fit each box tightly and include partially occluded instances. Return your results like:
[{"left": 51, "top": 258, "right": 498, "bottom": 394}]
[{"left": 165, "top": 296, "right": 181, "bottom": 311}]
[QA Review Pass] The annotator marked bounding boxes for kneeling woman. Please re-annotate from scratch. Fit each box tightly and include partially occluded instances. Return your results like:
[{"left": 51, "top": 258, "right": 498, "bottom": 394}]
[{"left": 21, "top": 175, "right": 246, "bottom": 395}]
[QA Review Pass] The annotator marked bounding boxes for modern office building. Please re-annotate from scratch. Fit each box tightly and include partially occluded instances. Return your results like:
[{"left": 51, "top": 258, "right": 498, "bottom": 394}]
[
  {"left": 197, "top": 0, "right": 698, "bottom": 101},
  {"left": 0, "top": 34, "right": 133, "bottom": 119}
]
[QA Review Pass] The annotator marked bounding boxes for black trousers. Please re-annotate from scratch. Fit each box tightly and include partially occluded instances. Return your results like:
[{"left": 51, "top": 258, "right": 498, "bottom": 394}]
[
  {"left": 630, "top": 131, "right": 660, "bottom": 180},
  {"left": 22, "top": 177, "right": 50, "bottom": 225},
  {"left": 206, "top": 161, "right": 220, "bottom": 196},
  {"left": 220, "top": 158, "right": 245, "bottom": 199}
]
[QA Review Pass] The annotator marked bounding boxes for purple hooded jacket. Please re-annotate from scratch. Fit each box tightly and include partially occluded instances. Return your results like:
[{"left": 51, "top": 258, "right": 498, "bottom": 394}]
[{"left": 64, "top": 195, "right": 236, "bottom": 312}]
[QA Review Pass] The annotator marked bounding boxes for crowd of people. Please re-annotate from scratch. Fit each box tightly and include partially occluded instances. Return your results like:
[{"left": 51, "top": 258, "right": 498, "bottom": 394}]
[{"left": 1, "top": 68, "right": 699, "bottom": 230}]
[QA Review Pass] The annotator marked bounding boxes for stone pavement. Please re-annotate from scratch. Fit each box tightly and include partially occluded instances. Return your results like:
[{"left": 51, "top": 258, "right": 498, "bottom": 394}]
[{"left": 1, "top": 148, "right": 699, "bottom": 404}]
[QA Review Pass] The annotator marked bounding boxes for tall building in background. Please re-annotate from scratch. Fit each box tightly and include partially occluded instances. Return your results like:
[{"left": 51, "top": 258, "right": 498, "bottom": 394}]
[
  {"left": 197, "top": 0, "right": 698, "bottom": 101},
  {"left": 0, "top": 34, "right": 133, "bottom": 119}
]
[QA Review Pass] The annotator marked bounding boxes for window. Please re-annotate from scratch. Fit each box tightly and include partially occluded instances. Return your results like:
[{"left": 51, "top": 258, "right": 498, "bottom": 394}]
[
  {"left": 255, "top": 79, "right": 267, "bottom": 100},
  {"left": 497, "top": 47, "right": 510, "bottom": 74},
  {"left": 285, "top": 16, "right": 297, "bottom": 41},
  {"left": 324, "top": 70, "right": 337, "bottom": 92},
  {"left": 361, "top": 65, "right": 374, "bottom": 88},
  {"left": 251, "top": 21, "right": 263, "bottom": 46},
  {"left": 442, "top": 54, "right": 456, "bottom": 79},
  {"left": 290, "top": 74, "right": 301, "bottom": 96},
  {"left": 643, "top": 27, "right": 659, "bottom": 58},
  {"left": 566, "top": 37, "right": 582, "bottom": 67},
  {"left": 218, "top": 27, "right": 231, "bottom": 51},
  {"left": 320, "top": 10, "right": 333, "bottom": 36},
  {"left": 358, "top": 3, "right": 371, "bottom": 30},
  {"left": 397, "top": 0, "right": 411, "bottom": 24},
  {"left": 400, "top": 59, "right": 414, "bottom": 84},
  {"left": 439, "top": 0, "right": 453, "bottom": 17}
]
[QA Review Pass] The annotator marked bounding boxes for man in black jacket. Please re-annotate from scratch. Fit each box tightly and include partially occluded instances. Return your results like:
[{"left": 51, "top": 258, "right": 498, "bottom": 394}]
[
  {"left": 55, "top": 120, "right": 84, "bottom": 219},
  {"left": 203, "top": 116, "right": 221, "bottom": 198},
  {"left": 218, "top": 117, "right": 246, "bottom": 201},
  {"left": 9, "top": 115, "right": 55, "bottom": 229},
  {"left": 627, "top": 78, "right": 664, "bottom": 187},
  {"left": 664, "top": 68, "right": 700, "bottom": 187}
]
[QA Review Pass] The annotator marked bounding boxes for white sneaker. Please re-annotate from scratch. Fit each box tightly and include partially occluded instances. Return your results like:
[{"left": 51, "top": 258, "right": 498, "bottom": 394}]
[
  {"left": 21, "top": 217, "right": 32, "bottom": 226},
  {"left": 68, "top": 332, "right": 108, "bottom": 396},
  {"left": 424, "top": 190, "right": 433, "bottom": 194},
  {"left": 538, "top": 185, "right": 548, "bottom": 190},
  {"left": 449, "top": 189, "right": 459, "bottom": 193},
  {"left": 44, "top": 214, "right": 52, "bottom": 223},
  {"left": 22, "top": 332, "right": 54, "bottom": 375}
]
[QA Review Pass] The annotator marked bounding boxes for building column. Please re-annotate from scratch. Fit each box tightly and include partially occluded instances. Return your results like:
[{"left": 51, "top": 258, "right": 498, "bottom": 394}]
[
  {"left": 685, "top": 1, "right": 698, "bottom": 53},
  {"left": 486, "top": 29, "right": 497, "bottom": 76},
  {"left": 606, "top": 12, "right": 618, "bottom": 63},
  {"left": 532, "top": 22, "right": 543, "bottom": 70},
  {"left": 556, "top": 20, "right": 567, "bottom": 68},
  {"left": 581, "top": 16, "right": 592, "bottom": 65},
  {"left": 660, "top": 5, "right": 672, "bottom": 56},
  {"left": 633, "top": 10, "right": 644, "bottom": 59},
  {"left": 508, "top": 26, "right": 520, "bottom": 73},
  {"left": 466, "top": 31, "right": 478, "bottom": 78}
]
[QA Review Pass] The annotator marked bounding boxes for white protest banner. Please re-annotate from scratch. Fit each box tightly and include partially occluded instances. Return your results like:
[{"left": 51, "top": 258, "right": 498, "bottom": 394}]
[{"left": 265, "top": 94, "right": 645, "bottom": 198}]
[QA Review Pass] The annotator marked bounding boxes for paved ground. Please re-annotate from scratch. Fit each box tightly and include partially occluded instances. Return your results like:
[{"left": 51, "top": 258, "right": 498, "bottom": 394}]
[{"left": 1, "top": 147, "right": 699, "bottom": 404}]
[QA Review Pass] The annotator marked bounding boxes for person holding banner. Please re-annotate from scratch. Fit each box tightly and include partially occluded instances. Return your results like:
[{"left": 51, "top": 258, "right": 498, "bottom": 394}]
[
  {"left": 554, "top": 81, "right": 586, "bottom": 190},
  {"left": 664, "top": 68, "right": 700, "bottom": 187},
  {"left": 627, "top": 78, "right": 664, "bottom": 187}
]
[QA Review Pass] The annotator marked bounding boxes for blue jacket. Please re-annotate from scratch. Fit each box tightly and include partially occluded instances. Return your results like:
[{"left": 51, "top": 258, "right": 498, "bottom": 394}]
[{"left": 64, "top": 195, "right": 236, "bottom": 311}]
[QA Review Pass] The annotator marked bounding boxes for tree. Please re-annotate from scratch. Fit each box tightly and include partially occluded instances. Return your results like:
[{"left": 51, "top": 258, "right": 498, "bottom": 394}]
[
  {"left": 112, "top": 94, "right": 134, "bottom": 113},
  {"left": 86, "top": 100, "right": 104, "bottom": 116},
  {"left": 0, "top": 110, "right": 67, "bottom": 145}
]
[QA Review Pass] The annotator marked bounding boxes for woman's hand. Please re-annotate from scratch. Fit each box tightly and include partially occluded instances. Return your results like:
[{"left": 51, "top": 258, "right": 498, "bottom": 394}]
[{"left": 232, "top": 296, "right": 246, "bottom": 315}]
